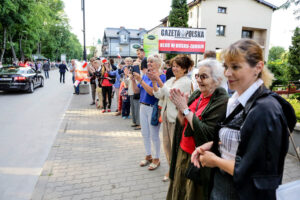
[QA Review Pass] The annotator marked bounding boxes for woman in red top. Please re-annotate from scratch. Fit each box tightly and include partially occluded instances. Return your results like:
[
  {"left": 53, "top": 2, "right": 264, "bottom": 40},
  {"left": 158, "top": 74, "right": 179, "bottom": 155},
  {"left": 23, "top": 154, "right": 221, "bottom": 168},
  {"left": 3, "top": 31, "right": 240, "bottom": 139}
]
[
  {"left": 166, "top": 59, "right": 228, "bottom": 200},
  {"left": 100, "top": 60, "right": 113, "bottom": 113}
]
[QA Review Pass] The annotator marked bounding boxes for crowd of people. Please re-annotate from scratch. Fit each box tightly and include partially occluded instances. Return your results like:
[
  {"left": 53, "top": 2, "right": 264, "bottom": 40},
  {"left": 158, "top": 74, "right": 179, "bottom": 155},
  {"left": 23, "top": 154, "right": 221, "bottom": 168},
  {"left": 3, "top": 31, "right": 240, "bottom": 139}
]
[{"left": 81, "top": 40, "right": 296, "bottom": 200}]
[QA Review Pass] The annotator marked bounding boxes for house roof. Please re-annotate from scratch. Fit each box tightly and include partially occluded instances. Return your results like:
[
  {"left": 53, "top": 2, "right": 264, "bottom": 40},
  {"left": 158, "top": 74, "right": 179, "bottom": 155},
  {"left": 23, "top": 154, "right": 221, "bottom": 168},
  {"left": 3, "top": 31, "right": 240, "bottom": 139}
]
[
  {"left": 160, "top": 0, "right": 277, "bottom": 23},
  {"left": 147, "top": 23, "right": 165, "bottom": 33},
  {"left": 104, "top": 27, "right": 147, "bottom": 39},
  {"left": 255, "top": 0, "right": 277, "bottom": 10}
]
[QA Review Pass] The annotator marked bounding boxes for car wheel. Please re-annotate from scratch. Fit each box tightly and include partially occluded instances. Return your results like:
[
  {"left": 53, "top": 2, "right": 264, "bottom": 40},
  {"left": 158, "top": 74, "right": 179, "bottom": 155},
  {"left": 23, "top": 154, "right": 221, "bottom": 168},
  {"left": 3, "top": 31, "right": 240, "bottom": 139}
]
[
  {"left": 28, "top": 82, "right": 34, "bottom": 93},
  {"left": 40, "top": 78, "right": 44, "bottom": 87}
]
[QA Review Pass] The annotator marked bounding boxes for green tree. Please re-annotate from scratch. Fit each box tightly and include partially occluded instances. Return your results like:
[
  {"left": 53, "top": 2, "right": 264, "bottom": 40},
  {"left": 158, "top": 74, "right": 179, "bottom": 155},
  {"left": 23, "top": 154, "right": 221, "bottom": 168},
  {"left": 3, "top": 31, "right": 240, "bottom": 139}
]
[
  {"left": 287, "top": 27, "right": 300, "bottom": 81},
  {"left": 169, "top": 0, "right": 189, "bottom": 27},
  {"left": 268, "top": 46, "right": 285, "bottom": 61},
  {"left": 87, "top": 46, "right": 96, "bottom": 60},
  {"left": 0, "top": 0, "right": 19, "bottom": 62},
  {"left": 0, "top": 0, "right": 82, "bottom": 63},
  {"left": 167, "top": 0, "right": 189, "bottom": 59}
]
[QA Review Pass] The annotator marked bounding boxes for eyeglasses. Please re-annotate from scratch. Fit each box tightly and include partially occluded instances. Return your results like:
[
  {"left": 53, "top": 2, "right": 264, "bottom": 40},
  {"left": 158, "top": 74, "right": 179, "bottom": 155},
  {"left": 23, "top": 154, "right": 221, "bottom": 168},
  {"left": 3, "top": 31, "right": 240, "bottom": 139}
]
[{"left": 195, "top": 73, "right": 209, "bottom": 80}]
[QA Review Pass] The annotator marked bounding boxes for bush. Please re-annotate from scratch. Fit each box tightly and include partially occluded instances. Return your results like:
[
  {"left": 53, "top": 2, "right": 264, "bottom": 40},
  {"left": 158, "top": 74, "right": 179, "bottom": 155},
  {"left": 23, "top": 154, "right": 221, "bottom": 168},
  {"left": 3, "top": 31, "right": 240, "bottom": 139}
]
[
  {"left": 290, "top": 93, "right": 300, "bottom": 101},
  {"left": 286, "top": 98, "right": 300, "bottom": 122}
]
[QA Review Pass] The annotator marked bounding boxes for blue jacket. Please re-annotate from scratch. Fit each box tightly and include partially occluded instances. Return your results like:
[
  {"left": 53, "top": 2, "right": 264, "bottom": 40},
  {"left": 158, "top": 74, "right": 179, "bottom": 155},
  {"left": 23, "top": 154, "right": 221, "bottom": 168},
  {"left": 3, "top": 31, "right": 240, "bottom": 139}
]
[{"left": 109, "top": 69, "right": 121, "bottom": 88}]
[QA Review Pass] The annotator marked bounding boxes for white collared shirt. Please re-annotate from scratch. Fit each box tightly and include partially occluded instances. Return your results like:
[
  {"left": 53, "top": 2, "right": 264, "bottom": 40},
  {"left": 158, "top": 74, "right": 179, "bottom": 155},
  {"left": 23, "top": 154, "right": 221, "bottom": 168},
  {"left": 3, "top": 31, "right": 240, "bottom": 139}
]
[{"left": 226, "top": 79, "right": 263, "bottom": 117}]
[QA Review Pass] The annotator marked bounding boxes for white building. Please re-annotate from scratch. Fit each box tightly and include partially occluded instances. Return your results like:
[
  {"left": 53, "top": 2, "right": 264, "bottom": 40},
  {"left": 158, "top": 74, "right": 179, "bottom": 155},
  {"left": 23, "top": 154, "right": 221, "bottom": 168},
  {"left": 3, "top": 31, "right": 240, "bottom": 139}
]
[{"left": 153, "top": 0, "right": 277, "bottom": 62}]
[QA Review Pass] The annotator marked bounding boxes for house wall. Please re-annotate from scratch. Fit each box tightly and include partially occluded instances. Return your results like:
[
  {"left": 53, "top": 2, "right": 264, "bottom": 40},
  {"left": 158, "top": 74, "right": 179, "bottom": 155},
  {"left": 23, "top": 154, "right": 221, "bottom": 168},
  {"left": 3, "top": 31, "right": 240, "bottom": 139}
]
[
  {"left": 187, "top": 0, "right": 273, "bottom": 62},
  {"left": 102, "top": 31, "right": 146, "bottom": 58}
]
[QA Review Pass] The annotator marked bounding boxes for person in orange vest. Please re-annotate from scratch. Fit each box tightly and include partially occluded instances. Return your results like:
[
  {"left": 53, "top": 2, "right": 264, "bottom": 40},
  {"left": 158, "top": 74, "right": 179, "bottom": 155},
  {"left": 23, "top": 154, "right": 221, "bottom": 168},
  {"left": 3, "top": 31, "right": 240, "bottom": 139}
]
[{"left": 70, "top": 59, "right": 79, "bottom": 94}]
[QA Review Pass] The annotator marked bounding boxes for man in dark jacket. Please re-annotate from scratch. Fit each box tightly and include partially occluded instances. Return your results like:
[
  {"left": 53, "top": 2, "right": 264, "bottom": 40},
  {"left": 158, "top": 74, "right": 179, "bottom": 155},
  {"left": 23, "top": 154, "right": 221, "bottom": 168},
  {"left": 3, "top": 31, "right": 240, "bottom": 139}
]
[
  {"left": 42, "top": 60, "right": 50, "bottom": 79},
  {"left": 58, "top": 61, "right": 69, "bottom": 83},
  {"left": 137, "top": 48, "right": 147, "bottom": 70}
]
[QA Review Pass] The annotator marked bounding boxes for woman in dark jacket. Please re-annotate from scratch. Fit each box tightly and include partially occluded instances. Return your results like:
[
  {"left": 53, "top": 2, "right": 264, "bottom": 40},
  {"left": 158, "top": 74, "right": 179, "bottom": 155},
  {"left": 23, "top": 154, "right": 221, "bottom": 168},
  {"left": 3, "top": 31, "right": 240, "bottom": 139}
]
[
  {"left": 166, "top": 59, "right": 228, "bottom": 200},
  {"left": 191, "top": 39, "right": 297, "bottom": 200}
]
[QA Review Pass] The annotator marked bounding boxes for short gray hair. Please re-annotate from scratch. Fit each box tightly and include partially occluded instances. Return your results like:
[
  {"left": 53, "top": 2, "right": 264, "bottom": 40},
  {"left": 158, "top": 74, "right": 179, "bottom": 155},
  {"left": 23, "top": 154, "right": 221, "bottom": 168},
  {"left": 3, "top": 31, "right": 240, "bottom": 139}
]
[
  {"left": 197, "top": 59, "right": 226, "bottom": 87},
  {"left": 148, "top": 54, "right": 162, "bottom": 67}
]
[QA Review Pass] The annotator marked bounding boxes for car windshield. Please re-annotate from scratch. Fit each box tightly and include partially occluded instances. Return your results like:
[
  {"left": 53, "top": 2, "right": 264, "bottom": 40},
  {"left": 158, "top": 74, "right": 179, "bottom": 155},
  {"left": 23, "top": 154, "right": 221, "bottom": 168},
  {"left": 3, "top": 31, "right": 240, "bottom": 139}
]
[{"left": 0, "top": 67, "right": 27, "bottom": 75}]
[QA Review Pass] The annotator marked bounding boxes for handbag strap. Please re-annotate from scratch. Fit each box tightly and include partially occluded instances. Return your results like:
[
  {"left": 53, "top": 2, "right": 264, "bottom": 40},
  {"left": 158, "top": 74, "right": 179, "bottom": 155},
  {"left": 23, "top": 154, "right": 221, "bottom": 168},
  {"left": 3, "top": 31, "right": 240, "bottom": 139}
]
[
  {"left": 287, "top": 128, "right": 300, "bottom": 162},
  {"left": 195, "top": 97, "right": 202, "bottom": 111}
]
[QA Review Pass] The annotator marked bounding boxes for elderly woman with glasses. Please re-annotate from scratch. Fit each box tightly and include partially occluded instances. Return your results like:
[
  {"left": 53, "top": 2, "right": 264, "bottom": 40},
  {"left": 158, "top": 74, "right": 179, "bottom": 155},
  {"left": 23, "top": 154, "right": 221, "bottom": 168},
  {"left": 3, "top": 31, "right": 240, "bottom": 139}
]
[
  {"left": 167, "top": 59, "right": 228, "bottom": 200},
  {"left": 131, "top": 54, "right": 166, "bottom": 170}
]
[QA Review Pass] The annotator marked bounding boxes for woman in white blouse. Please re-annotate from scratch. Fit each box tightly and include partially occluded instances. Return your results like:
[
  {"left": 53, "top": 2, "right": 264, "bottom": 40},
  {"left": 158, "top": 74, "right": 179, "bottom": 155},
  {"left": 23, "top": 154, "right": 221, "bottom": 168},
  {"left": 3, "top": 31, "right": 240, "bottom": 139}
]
[
  {"left": 191, "top": 39, "right": 296, "bottom": 200},
  {"left": 148, "top": 55, "right": 193, "bottom": 181}
]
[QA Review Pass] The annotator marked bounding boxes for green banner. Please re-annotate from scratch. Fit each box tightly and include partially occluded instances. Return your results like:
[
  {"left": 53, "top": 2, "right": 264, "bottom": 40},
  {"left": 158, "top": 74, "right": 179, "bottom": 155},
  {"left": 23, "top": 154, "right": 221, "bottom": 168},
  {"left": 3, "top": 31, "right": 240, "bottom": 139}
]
[{"left": 143, "top": 34, "right": 159, "bottom": 57}]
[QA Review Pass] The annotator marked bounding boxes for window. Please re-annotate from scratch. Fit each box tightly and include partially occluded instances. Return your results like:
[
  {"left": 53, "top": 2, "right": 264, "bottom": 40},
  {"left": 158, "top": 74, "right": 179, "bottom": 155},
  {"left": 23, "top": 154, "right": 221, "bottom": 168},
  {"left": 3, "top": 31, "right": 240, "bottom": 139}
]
[
  {"left": 120, "top": 34, "right": 128, "bottom": 44},
  {"left": 28, "top": 69, "right": 35, "bottom": 74},
  {"left": 218, "top": 7, "right": 227, "bottom": 13},
  {"left": 242, "top": 30, "right": 253, "bottom": 39},
  {"left": 216, "top": 25, "right": 226, "bottom": 36}
]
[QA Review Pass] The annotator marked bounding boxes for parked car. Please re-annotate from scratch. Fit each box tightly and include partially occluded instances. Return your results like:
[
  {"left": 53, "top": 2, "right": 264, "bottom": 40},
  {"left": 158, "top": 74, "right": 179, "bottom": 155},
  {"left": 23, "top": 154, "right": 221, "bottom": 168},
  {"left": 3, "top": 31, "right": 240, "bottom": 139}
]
[{"left": 0, "top": 66, "right": 44, "bottom": 93}]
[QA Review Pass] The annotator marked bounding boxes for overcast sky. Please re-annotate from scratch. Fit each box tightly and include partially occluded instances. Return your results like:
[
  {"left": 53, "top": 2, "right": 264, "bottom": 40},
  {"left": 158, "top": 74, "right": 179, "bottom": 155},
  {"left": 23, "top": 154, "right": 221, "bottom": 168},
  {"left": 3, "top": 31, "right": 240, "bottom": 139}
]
[{"left": 63, "top": 0, "right": 299, "bottom": 50}]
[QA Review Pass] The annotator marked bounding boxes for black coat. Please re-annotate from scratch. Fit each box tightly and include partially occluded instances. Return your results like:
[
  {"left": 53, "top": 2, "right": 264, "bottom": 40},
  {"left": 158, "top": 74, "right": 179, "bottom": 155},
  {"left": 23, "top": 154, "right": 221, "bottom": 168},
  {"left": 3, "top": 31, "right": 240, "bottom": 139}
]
[
  {"left": 58, "top": 64, "right": 68, "bottom": 73},
  {"left": 141, "top": 57, "right": 147, "bottom": 70},
  {"left": 42, "top": 63, "right": 50, "bottom": 71},
  {"left": 220, "top": 85, "right": 296, "bottom": 200}
]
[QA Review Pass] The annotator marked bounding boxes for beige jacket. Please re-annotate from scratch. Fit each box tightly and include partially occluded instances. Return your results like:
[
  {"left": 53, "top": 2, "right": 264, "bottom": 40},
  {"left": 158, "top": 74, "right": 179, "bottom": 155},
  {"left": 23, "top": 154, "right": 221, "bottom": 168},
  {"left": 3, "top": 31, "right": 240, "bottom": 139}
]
[{"left": 153, "top": 76, "right": 191, "bottom": 123}]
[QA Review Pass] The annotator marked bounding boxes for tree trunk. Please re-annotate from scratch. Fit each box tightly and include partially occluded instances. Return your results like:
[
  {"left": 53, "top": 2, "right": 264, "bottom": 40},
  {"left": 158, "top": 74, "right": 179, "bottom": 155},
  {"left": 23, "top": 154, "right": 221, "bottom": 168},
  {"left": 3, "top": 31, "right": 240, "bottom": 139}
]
[
  {"left": 19, "top": 36, "right": 25, "bottom": 61},
  {"left": 0, "top": 27, "right": 7, "bottom": 63},
  {"left": 9, "top": 33, "right": 17, "bottom": 62},
  {"left": 36, "top": 42, "right": 40, "bottom": 54}
]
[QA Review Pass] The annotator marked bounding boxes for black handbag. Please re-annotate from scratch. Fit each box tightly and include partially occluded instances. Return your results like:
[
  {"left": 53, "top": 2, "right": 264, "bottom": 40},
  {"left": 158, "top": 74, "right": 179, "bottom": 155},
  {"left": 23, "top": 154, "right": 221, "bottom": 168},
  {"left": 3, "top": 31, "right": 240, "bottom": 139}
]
[
  {"left": 133, "top": 93, "right": 140, "bottom": 99},
  {"left": 109, "top": 78, "right": 115, "bottom": 84},
  {"left": 185, "top": 162, "right": 203, "bottom": 185}
]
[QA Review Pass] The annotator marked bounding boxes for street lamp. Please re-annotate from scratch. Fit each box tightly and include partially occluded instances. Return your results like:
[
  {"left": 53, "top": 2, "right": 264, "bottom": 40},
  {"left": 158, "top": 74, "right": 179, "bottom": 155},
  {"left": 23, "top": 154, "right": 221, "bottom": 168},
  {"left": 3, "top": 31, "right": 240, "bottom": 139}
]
[{"left": 81, "top": 0, "right": 87, "bottom": 61}]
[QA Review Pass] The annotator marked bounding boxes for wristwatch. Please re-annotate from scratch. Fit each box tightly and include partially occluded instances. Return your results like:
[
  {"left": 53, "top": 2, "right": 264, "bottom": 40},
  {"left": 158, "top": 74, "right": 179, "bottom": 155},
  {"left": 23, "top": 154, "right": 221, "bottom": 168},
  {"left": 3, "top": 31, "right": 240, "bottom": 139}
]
[{"left": 182, "top": 108, "right": 191, "bottom": 116}]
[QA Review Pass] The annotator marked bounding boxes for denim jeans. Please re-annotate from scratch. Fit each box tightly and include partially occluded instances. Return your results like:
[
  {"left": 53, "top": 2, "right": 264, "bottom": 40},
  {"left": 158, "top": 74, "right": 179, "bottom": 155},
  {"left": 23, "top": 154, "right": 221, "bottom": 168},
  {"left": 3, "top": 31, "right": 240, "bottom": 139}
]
[
  {"left": 44, "top": 70, "right": 49, "bottom": 79},
  {"left": 72, "top": 76, "right": 79, "bottom": 94},
  {"left": 210, "top": 169, "right": 239, "bottom": 200},
  {"left": 139, "top": 104, "right": 161, "bottom": 159}
]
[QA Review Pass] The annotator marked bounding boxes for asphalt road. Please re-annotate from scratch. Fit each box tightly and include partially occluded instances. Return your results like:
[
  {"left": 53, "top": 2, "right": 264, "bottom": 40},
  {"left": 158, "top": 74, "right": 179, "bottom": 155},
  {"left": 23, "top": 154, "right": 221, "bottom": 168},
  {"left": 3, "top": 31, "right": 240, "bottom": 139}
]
[{"left": 0, "top": 69, "right": 74, "bottom": 200}]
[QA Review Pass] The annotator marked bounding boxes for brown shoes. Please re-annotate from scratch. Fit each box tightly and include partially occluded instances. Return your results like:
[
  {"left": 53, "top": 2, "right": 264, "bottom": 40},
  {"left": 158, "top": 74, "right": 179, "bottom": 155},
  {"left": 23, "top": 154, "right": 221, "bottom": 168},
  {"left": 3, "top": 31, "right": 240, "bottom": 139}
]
[
  {"left": 140, "top": 155, "right": 152, "bottom": 167},
  {"left": 114, "top": 112, "right": 121, "bottom": 116},
  {"left": 148, "top": 159, "right": 160, "bottom": 170}
]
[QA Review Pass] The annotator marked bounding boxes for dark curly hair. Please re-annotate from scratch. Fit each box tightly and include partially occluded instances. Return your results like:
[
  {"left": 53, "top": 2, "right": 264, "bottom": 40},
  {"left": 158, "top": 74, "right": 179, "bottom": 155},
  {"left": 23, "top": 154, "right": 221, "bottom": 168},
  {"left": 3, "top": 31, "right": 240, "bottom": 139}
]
[{"left": 171, "top": 55, "right": 194, "bottom": 74}]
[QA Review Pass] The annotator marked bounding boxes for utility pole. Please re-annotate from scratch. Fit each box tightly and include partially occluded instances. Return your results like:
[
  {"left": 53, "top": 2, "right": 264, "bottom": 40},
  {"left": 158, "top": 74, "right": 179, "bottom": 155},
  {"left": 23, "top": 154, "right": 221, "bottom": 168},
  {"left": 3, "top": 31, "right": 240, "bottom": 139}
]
[{"left": 81, "top": 0, "right": 87, "bottom": 61}]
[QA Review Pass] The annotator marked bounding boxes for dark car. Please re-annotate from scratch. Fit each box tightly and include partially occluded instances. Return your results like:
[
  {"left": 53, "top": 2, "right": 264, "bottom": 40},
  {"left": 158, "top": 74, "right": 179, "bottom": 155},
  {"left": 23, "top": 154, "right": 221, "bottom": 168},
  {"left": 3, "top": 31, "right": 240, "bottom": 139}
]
[{"left": 0, "top": 66, "right": 44, "bottom": 93}]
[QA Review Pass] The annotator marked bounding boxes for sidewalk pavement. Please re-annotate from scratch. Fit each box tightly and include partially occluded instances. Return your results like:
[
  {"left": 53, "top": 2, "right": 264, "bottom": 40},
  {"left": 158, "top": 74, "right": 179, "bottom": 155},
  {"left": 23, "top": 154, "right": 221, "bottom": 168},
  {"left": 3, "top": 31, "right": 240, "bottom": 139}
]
[{"left": 31, "top": 93, "right": 300, "bottom": 200}]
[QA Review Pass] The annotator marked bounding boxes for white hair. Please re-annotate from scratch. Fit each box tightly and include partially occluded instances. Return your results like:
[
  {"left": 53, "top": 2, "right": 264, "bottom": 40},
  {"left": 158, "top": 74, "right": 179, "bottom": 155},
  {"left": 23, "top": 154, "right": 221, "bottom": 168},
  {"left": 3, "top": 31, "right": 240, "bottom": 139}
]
[
  {"left": 148, "top": 54, "right": 163, "bottom": 72},
  {"left": 197, "top": 58, "right": 227, "bottom": 88},
  {"left": 148, "top": 54, "right": 162, "bottom": 67}
]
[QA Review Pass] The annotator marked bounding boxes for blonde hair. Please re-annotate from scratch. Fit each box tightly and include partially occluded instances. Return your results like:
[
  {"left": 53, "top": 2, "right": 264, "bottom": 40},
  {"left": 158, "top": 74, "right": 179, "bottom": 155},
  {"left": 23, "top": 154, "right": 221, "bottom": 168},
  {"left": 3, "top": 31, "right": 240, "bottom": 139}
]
[
  {"left": 222, "top": 39, "right": 274, "bottom": 88},
  {"left": 125, "top": 57, "right": 133, "bottom": 63}
]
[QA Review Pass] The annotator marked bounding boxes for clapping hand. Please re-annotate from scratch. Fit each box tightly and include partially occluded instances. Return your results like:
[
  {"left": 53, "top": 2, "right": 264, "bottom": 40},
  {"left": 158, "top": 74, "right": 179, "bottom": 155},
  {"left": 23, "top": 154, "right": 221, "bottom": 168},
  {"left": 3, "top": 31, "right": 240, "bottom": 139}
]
[{"left": 169, "top": 88, "right": 189, "bottom": 112}]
